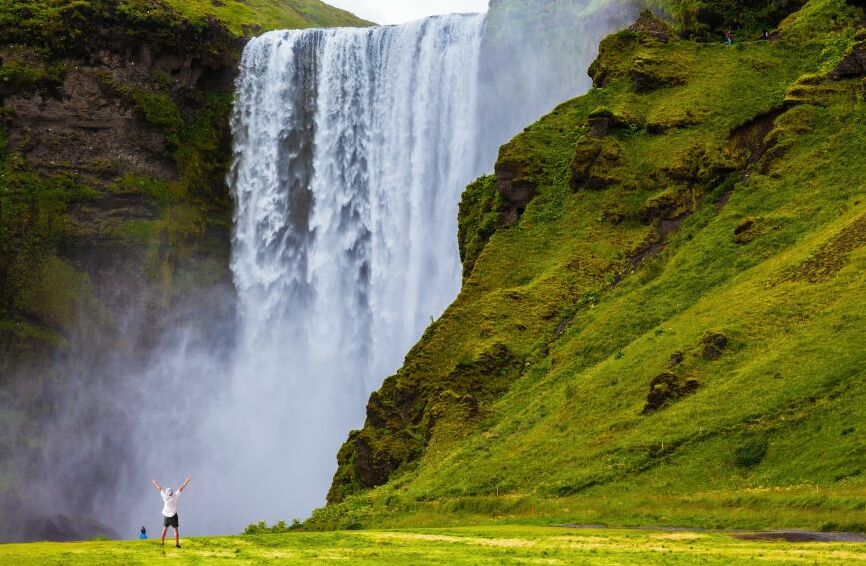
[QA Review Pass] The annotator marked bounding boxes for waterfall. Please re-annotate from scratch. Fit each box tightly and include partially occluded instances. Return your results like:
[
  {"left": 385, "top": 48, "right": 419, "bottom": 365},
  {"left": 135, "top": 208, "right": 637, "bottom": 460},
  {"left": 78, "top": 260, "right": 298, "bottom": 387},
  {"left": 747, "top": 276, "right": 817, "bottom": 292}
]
[
  {"left": 195, "top": 15, "right": 486, "bottom": 533},
  {"left": 186, "top": 1, "right": 638, "bottom": 534},
  {"left": 231, "top": 15, "right": 484, "bottom": 394}
]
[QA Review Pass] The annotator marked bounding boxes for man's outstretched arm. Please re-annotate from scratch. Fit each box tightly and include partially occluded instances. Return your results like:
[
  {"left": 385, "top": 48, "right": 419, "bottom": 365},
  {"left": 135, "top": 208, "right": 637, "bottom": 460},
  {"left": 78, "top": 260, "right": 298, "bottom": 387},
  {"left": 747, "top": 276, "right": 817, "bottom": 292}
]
[
  {"left": 178, "top": 476, "right": 191, "bottom": 493},
  {"left": 152, "top": 479, "right": 163, "bottom": 493}
]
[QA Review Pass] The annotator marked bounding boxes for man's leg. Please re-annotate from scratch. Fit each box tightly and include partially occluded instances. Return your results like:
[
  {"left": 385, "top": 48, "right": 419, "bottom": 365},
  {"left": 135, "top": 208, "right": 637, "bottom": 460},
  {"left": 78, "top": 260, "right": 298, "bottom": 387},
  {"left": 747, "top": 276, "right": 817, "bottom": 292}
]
[
  {"left": 174, "top": 527, "right": 180, "bottom": 547},
  {"left": 160, "top": 526, "right": 168, "bottom": 545}
]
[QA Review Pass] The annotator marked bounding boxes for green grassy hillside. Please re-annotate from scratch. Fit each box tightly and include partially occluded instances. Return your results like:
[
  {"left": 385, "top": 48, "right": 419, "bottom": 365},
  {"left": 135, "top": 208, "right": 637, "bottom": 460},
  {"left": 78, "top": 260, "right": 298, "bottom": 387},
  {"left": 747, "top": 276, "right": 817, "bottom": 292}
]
[
  {"left": 0, "top": 0, "right": 369, "bottom": 45},
  {"left": 162, "top": 0, "right": 372, "bottom": 35},
  {"left": 3, "top": 526, "right": 865, "bottom": 564},
  {"left": 323, "top": 0, "right": 866, "bottom": 533}
]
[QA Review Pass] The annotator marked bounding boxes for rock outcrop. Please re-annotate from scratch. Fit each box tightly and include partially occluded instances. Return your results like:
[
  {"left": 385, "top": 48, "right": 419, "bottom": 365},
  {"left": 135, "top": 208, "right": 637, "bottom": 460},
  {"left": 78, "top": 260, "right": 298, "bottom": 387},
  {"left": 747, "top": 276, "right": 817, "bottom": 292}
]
[{"left": 830, "top": 39, "right": 866, "bottom": 79}]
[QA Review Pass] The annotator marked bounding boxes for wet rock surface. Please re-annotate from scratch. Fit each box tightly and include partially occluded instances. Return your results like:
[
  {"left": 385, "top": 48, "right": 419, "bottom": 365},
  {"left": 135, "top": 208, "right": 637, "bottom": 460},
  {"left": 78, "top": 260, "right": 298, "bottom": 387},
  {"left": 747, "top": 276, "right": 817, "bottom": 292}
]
[{"left": 3, "top": 70, "right": 174, "bottom": 185}]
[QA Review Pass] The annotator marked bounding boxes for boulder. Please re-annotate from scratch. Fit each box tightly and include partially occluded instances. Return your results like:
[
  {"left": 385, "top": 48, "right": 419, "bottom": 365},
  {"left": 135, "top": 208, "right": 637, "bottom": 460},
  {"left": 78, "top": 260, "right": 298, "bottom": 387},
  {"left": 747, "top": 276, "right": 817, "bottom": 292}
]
[
  {"left": 640, "top": 190, "right": 681, "bottom": 223},
  {"left": 643, "top": 372, "right": 700, "bottom": 413},
  {"left": 627, "top": 10, "right": 674, "bottom": 43},
  {"left": 586, "top": 106, "right": 637, "bottom": 137},
  {"left": 702, "top": 332, "right": 729, "bottom": 360},
  {"left": 830, "top": 41, "right": 866, "bottom": 79},
  {"left": 570, "top": 137, "right": 624, "bottom": 192},
  {"left": 629, "top": 57, "right": 686, "bottom": 94},
  {"left": 495, "top": 156, "right": 537, "bottom": 214}
]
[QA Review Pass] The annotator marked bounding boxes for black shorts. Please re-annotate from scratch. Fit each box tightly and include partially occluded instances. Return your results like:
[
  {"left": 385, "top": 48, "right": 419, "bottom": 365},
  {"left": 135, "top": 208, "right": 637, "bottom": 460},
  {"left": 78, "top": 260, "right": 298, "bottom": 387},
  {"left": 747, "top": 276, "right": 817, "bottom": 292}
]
[{"left": 163, "top": 514, "right": 179, "bottom": 528}]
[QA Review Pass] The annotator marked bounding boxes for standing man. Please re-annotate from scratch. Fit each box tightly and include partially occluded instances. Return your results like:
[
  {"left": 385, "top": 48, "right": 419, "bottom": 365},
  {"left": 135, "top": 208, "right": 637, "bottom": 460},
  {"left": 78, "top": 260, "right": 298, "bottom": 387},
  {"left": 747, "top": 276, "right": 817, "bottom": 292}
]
[{"left": 151, "top": 476, "right": 191, "bottom": 548}]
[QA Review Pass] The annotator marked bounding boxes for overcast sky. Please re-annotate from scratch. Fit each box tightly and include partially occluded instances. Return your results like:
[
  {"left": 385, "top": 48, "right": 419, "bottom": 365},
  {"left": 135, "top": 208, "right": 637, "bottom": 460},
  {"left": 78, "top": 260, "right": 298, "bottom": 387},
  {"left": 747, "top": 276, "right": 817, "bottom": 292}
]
[{"left": 327, "top": 0, "right": 489, "bottom": 25}]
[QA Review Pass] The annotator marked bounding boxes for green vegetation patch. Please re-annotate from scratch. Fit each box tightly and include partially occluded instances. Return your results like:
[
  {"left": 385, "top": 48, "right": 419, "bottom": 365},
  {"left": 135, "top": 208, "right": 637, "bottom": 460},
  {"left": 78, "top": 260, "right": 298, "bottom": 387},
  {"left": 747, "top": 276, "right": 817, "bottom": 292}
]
[
  {"left": 161, "top": 0, "right": 372, "bottom": 36},
  {"left": 3, "top": 526, "right": 866, "bottom": 565}
]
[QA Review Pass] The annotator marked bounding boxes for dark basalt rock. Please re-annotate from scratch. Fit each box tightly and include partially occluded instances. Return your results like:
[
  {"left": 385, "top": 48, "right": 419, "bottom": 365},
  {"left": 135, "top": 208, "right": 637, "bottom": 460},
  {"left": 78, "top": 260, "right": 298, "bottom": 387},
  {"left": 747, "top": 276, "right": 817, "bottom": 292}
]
[
  {"left": 668, "top": 351, "right": 685, "bottom": 367},
  {"left": 570, "top": 137, "right": 625, "bottom": 192},
  {"left": 830, "top": 41, "right": 866, "bottom": 79},
  {"left": 627, "top": 10, "right": 674, "bottom": 43},
  {"left": 629, "top": 57, "right": 686, "bottom": 94},
  {"left": 643, "top": 372, "right": 700, "bottom": 413},
  {"left": 640, "top": 192, "right": 681, "bottom": 223},
  {"left": 702, "top": 332, "right": 729, "bottom": 360},
  {"left": 586, "top": 107, "right": 637, "bottom": 137},
  {"left": 663, "top": 145, "right": 737, "bottom": 187},
  {"left": 495, "top": 155, "right": 537, "bottom": 214},
  {"left": 570, "top": 138, "right": 603, "bottom": 190},
  {"left": 328, "top": 344, "right": 524, "bottom": 504},
  {"left": 734, "top": 219, "right": 756, "bottom": 244}
]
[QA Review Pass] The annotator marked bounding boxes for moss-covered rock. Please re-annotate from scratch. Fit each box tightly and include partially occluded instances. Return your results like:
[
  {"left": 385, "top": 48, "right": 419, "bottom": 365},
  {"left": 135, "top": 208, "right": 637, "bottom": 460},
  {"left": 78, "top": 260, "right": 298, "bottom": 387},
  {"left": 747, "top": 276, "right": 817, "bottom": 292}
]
[{"left": 643, "top": 372, "right": 701, "bottom": 413}]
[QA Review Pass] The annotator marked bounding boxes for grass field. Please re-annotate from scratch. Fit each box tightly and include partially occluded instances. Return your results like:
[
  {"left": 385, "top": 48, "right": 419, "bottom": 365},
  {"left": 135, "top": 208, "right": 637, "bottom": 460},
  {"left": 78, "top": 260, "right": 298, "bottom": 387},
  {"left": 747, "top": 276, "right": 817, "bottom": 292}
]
[{"left": 3, "top": 526, "right": 866, "bottom": 565}]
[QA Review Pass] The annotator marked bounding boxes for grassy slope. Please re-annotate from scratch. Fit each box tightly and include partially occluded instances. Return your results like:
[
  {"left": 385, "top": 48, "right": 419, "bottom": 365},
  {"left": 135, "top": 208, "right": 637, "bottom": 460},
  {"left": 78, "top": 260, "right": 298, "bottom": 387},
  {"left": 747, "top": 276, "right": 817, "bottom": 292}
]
[
  {"left": 323, "top": 0, "right": 866, "bottom": 532},
  {"left": 2, "top": 526, "right": 866, "bottom": 564},
  {"left": 0, "top": 0, "right": 369, "bottom": 41},
  {"left": 161, "top": 0, "right": 372, "bottom": 34}
]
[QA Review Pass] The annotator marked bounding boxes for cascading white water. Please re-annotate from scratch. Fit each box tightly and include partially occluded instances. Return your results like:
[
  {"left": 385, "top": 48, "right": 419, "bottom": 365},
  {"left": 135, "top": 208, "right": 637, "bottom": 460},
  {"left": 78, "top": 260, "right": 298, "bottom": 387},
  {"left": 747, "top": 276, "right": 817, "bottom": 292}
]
[
  {"left": 183, "top": 2, "right": 638, "bottom": 535},
  {"left": 191, "top": 15, "right": 486, "bottom": 533},
  {"left": 233, "top": 15, "right": 484, "bottom": 389}
]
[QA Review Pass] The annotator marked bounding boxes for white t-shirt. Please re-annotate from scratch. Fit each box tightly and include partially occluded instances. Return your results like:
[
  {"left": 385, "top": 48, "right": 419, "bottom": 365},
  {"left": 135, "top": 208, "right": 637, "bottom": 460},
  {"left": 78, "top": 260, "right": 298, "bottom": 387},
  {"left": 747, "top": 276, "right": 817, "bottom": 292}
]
[{"left": 161, "top": 489, "right": 180, "bottom": 517}]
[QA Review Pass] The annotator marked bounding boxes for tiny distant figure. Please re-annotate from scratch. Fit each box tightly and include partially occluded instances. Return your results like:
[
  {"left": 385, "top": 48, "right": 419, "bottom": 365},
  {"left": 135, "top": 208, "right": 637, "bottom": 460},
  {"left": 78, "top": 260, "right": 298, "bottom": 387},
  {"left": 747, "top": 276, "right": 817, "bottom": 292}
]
[
  {"left": 151, "top": 476, "right": 191, "bottom": 548},
  {"left": 139, "top": 526, "right": 148, "bottom": 540},
  {"left": 725, "top": 31, "right": 734, "bottom": 45}
]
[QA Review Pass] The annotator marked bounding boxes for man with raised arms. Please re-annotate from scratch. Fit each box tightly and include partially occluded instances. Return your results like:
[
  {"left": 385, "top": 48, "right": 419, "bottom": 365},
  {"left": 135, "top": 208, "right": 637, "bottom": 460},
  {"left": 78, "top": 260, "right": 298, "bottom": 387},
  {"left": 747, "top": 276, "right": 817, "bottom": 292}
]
[{"left": 151, "top": 476, "right": 191, "bottom": 548}]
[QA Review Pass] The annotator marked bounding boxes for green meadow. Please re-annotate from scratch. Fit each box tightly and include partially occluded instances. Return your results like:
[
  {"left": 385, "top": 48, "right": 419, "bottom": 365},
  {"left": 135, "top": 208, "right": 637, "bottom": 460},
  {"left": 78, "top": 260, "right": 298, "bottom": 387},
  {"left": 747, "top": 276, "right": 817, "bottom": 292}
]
[{"left": 3, "top": 526, "right": 866, "bottom": 565}]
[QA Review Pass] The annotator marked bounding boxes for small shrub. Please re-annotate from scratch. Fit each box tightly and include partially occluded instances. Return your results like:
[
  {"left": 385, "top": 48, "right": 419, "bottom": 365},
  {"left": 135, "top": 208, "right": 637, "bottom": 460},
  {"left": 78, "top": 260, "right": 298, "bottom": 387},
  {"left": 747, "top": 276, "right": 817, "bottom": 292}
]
[
  {"left": 243, "top": 521, "right": 269, "bottom": 535},
  {"left": 734, "top": 437, "right": 769, "bottom": 468}
]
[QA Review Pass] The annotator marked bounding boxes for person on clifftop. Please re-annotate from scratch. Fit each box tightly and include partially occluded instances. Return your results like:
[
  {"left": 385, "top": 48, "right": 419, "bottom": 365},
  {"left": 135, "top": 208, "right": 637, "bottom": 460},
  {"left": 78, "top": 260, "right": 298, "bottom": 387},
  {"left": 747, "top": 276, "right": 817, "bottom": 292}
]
[{"left": 151, "top": 476, "right": 191, "bottom": 548}]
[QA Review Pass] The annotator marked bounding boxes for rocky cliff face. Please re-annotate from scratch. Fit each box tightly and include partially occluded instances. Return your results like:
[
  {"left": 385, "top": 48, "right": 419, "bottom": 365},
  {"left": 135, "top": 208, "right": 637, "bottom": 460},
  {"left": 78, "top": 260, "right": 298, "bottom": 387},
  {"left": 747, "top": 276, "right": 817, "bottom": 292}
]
[
  {"left": 0, "top": 3, "right": 241, "bottom": 378},
  {"left": 0, "top": 4, "right": 242, "bottom": 542}
]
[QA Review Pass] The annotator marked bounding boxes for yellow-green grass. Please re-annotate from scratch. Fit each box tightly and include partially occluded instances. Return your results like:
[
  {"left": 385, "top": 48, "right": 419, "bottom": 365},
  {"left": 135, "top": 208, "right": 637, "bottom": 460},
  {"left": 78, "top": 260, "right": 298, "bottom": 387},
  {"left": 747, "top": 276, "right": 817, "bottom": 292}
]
[
  {"left": 160, "top": 0, "right": 372, "bottom": 35},
  {"left": 325, "top": 0, "right": 866, "bottom": 533},
  {"left": 3, "top": 526, "right": 866, "bottom": 565}
]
